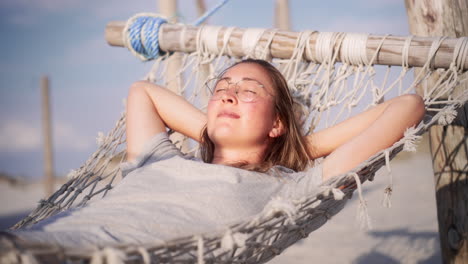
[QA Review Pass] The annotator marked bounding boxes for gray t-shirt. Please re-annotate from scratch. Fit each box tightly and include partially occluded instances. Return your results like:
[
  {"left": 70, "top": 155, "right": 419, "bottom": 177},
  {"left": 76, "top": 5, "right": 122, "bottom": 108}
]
[{"left": 12, "top": 133, "right": 323, "bottom": 248}]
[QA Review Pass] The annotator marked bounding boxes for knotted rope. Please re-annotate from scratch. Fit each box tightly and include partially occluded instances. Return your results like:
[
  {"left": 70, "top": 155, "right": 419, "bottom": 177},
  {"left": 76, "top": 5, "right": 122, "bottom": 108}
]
[{"left": 123, "top": 0, "right": 230, "bottom": 61}]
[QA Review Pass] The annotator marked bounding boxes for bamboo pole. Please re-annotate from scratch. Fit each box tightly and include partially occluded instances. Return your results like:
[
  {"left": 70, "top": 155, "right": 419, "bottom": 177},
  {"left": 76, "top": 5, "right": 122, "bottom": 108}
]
[
  {"left": 41, "top": 76, "right": 54, "bottom": 197},
  {"left": 405, "top": 0, "right": 468, "bottom": 263},
  {"left": 105, "top": 22, "right": 468, "bottom": 70}
]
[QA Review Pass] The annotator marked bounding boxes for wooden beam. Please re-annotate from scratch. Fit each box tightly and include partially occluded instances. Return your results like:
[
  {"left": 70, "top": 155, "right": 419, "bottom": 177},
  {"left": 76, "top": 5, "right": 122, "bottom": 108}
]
[
  {"left": 105, "top": 21, "right": 468, "bottom": 70},
  {"left": 405, "top": 0, "right": 468, "bottom": 263}
]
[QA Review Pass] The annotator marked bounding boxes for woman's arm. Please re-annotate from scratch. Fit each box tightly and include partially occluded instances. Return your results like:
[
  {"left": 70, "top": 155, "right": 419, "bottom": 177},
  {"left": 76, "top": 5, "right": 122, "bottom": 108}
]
[
  {"left": 306, "top": 94, "right": 426, "bottom": 180},
  {"left": 126, "top": 81, "right": 207, "bottom": 161}
]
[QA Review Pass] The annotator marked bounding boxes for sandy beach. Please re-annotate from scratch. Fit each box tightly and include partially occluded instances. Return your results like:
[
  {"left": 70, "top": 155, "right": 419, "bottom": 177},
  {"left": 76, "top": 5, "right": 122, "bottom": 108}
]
[{"left": 0, "top": 134, "right": 441, "bottom": 263}]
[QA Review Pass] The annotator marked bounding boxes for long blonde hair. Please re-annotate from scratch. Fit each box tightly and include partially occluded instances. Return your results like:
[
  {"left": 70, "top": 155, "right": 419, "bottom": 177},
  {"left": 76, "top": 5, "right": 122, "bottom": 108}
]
[{"left": 199, "top": 59, "right": 312, "bottom": 172}]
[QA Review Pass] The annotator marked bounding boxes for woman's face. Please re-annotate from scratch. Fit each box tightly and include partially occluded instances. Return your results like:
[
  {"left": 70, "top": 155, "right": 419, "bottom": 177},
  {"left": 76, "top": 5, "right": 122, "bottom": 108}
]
[{"left": 207, "top": 63, "right": 279, "bottom": 149}]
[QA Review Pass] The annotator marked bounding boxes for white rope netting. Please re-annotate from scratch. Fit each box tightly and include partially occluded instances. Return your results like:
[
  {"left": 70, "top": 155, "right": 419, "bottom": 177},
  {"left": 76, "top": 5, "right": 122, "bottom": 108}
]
[{"left": 7, "top": 26, "right": 468, "bottom": 263}]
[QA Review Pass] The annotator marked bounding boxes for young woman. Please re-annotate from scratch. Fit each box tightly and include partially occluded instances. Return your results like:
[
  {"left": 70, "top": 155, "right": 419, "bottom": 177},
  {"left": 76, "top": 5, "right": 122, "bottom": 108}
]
[
  {"left": 126, "top": 58, "right": 425, "bottom": 180},
  {"left": 3, "top": 59, "right": 425, "bottom": 249}
]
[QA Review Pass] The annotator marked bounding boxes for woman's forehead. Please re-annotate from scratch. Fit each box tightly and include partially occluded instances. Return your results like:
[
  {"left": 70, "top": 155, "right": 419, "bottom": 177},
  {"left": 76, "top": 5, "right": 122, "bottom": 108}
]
[{"left": 222, "top": 63, "right": 273, "bottom": 87}]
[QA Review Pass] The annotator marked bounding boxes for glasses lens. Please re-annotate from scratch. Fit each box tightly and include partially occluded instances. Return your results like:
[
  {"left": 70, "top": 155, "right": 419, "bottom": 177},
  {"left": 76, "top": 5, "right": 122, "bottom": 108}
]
[
  {"left": 237, "top": 80, "right": 265, "bottom": 102},
  {"left": 206, "top": 78, "right": 268, "bottom": 102},
  {"left": 208, "top": 78, "right": 228, "bottom": 100}
]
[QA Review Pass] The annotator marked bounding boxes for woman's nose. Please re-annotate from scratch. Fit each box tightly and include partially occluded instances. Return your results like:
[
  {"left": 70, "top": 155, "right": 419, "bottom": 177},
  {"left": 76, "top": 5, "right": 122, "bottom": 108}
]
[{"left": 221, "top": 88, "right": 238, "bottom": 104}]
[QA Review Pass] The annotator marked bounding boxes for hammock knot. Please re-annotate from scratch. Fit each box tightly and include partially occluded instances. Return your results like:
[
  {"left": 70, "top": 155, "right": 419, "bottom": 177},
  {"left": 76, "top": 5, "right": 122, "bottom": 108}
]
[
  {"left": 123, "top": 13, "right": 168, "bottom": 61},
  {"left": 320, "top": 187, "right": 345, "bottom": 200},
  {"left": 402, "top": 126, "right": 422, "bottom": 152},
  {"left": 221, "top": 230, "right": 248, "bottom": 251},
  {"left": 270, "top": 246, "right": 281, "bottom": 255},
  {"left": 261, "top": 196, "right": 298, "bottom": 225},
  {"left": 331, "top": 188, "right": 345, "bottom": 200},
  {"left": 347, "top": 100, "right": 358, "bottom": 109},
  {"left": 66, "top": 169, "right": 78, "bottom": 179},
  {"left": 96, "top": 132, "right": 106, "bottom": 146},
  {"left": 299, "top": 228, "right": 309, "bottom": 238},
  {"left": 437, "top": 106, "right": 458, "bottom": 125}
]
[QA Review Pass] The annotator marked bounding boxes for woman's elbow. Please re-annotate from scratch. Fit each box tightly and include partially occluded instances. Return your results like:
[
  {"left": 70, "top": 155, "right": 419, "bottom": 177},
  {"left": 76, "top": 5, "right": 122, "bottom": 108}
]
[
  {"left": 400, "top": 94, "right": 426, "bottom": 125},
  {"left": 129, "top": 80, "right": 162, "bottom": 94}
]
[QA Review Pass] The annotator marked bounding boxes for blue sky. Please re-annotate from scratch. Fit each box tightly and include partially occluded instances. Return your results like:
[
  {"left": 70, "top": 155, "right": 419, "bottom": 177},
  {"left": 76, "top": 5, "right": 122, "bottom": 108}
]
[{"left": 0, "top": 0, "right": 409, "bottom": 179}]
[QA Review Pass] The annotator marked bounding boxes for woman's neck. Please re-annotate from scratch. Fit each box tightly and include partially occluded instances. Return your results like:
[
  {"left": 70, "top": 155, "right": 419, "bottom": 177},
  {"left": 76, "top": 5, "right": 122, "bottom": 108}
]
[{"left": 212, "top": 145, "right": 267, "bottom": 166}]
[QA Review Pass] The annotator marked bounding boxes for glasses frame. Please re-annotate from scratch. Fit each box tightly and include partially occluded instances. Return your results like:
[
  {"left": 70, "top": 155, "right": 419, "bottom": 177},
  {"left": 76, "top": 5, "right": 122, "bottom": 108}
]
[{"left": 206, "top": 77, "right": 274, "bottom": 103}]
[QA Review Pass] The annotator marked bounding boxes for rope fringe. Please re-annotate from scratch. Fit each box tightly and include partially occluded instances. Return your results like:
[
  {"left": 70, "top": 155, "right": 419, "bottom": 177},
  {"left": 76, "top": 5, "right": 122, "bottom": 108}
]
[
  {"left": 352, "top": 173, "right": 372, "bottom": 230},
  {"left": 197, "top": 235, "right": 205, "bottom": 264},
  {"left": 221, "top": 230, "right": 248, "bottom": 251}
]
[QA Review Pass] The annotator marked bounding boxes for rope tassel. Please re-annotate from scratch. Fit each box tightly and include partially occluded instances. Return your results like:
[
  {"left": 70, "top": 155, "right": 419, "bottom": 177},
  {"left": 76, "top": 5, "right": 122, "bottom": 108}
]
[
  {"left": 352, "top": 173, "right": 372, "bottom": 230},
  {"left": 381, "top": 150, "right": 393, "bottom": 208}
]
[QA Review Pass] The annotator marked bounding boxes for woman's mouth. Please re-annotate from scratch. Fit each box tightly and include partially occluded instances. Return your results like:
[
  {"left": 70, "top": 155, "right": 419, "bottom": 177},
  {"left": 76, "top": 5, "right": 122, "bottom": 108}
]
[{"left": 218, "top": 111, "right": 240, "bottom": 119}]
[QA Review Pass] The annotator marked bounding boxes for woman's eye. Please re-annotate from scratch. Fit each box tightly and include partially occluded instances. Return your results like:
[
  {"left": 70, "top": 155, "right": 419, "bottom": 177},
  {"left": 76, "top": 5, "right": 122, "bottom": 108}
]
[
  {"left": 214, "top": 88, "right": 227, "bottom": 93},
  {"left": 241, "top": 88, "right": 257, "bottom": 94}
]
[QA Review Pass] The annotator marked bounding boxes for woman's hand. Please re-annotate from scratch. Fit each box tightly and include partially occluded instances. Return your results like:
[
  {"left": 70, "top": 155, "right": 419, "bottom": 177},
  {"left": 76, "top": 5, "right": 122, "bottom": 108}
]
[
  {"left": 306, "top": 94, "right": 426, "bottom": 180},
  {"left": 126, "top": 81, "right": 207, "bottom": 161}
]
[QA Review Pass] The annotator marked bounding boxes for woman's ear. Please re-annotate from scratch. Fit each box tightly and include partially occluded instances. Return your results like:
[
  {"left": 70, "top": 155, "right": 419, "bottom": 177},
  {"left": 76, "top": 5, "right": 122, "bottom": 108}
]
[{"left": 269, "top": 117, "right": 285, "bottom": 138}]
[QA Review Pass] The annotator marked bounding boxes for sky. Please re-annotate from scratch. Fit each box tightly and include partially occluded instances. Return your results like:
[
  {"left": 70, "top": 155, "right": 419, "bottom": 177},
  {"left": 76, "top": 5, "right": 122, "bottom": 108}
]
[{"left": 0, "top": 0, "right": 410, "bottom": 179}]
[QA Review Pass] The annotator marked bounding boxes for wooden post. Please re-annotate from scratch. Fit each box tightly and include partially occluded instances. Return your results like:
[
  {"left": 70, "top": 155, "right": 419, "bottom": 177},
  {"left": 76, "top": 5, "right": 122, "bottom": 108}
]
[
  {"left": 41, "top": 76, "right": 54, "bottom": 197},
  {"left": 405, "top": 0, "right": 468, "bottom": 263},
  {"left": 274, "top": 0, "right": 290, "bottom": 30},
  {"left": 195, "top": 0, "right": 211, "bottom": 104},
  {"left": 158, "top": 0, "right": 181, "bottom": 91},
  {"left": 196, "top": 0, "right": 206, "bottom": 24},
  {"left": 158, "top": 0, "right": 188, "bottom": 152}
]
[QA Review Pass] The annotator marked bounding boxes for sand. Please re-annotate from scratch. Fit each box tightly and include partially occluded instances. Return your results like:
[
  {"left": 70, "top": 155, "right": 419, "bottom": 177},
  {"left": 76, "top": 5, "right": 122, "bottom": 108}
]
[{"left": 0, "top": 134, "right": 441, "bottom": 263}]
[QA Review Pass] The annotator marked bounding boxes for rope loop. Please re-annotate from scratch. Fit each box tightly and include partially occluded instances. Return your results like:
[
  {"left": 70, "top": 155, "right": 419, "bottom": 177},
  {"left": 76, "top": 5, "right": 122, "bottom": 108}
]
[{"left": 123, "top": 13, "right": 168, "bottom": 61}]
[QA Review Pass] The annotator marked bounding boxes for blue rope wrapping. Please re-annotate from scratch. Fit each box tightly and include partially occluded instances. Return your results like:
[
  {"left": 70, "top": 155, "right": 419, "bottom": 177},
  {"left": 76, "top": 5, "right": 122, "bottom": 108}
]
[
  {"left": 124, "top": 0, "right": 230, "bottom": 61},
  {"left": 191, "top": 0, "right": 230, "bottom": 26},
  {"left": 126, "top": 15, "right": 167, "bottom": 61}
]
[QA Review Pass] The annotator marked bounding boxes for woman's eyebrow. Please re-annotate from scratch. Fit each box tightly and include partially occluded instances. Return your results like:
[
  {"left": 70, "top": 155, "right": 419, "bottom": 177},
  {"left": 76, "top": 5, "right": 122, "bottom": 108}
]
[{"left": 242, "top": 77, "right": 265, "bottom": 86}]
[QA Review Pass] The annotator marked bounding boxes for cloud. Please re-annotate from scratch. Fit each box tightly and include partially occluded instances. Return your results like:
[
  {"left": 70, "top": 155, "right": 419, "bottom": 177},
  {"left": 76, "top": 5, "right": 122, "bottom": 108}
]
[
  {"left": 0, "top": 119, "right": 92, "bottom": 152},
  {"left": 0, "top": 120, "right": 41, "bottom": 151},
  {"left": 54, "top": 121, "right": 92, "bottom": 151}
]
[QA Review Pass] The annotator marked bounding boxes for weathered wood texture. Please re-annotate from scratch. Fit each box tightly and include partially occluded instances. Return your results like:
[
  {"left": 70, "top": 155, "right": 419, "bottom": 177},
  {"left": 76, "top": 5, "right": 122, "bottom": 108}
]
[
  {"left": 41, "top": 76, "right": 54, "bottom": 197},
  {"left": 405, "top": 0, "right": 468, "bottom": 263},
  {"left": 105, "top": 21, "right": 468, "bottom": 70}
]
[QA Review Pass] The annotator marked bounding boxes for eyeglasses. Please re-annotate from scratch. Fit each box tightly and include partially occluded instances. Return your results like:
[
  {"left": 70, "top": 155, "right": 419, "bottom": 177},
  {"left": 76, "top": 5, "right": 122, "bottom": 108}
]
[{"left": 206, "top": 77, "right": 273, "bottom": 103}]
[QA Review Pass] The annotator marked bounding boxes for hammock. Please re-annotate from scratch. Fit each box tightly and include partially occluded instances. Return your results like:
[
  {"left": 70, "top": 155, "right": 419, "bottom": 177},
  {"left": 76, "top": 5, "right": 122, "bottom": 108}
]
[{"left": 4, "top": 13, "right": 468, "bottom": 264}]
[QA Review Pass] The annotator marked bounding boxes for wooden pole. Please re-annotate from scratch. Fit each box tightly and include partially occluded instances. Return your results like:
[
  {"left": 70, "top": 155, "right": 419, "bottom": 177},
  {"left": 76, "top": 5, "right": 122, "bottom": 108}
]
[
  {"left": 158, "top": 0, "right": 181, "bottom": 92},
  {"left": 158, "top": 0, "right": 188, "bottom": 152},
  {"left": 405, "top": 0, "right": 468, "bottom": 263},
  {"left": 274, "top": 0, "right": 290, "bottom": 30},
  {"left": 41, "top": 76, "right": 54, "bottom": 197},
  {"left": 196, "top": 0, "right": 207, "bottom": 24},
  {"left": 195, "top": 0, "right": 211, "bottom": 102},
  {"left": 105, "top": 22, "right": 468, "bottom": 70}
]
